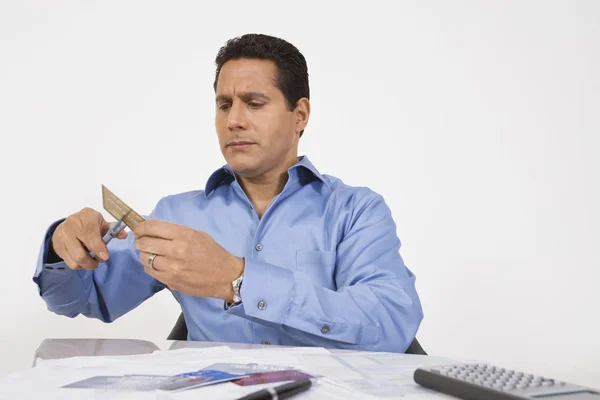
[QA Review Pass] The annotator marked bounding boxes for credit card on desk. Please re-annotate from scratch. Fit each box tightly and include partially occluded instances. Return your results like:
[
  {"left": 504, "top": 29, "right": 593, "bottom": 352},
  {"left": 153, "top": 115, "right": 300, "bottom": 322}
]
[
  {"left": 63, "top": 370, "right": 247, "bottom": 392},
  {"left": 62, "top": 375, "right": 172, "bottom": 391},
  {"left": 157, "top": 369, "right": 248, "bottom": 392},
  {"left": 204, "top": 363, "right": 297, "bottom": 375}
]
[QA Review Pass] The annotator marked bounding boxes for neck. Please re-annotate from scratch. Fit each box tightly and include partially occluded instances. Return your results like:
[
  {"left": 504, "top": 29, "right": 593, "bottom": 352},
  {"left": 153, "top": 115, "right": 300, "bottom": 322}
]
[{"left": 236, "top": 155, "right": 299, "bottom": 216}]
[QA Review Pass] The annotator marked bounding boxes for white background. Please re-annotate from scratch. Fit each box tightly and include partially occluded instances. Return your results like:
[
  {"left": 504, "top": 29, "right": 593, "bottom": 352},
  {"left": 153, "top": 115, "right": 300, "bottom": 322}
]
[{"left": 1, "top": 0, "right": 599, "bottom": 389}]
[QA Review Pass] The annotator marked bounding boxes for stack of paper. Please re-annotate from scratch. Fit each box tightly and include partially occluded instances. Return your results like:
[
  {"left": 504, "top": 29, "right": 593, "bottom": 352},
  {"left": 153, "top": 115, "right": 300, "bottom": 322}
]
[{"left": 0, "top": 345, "right": 460, "bottom": 399}]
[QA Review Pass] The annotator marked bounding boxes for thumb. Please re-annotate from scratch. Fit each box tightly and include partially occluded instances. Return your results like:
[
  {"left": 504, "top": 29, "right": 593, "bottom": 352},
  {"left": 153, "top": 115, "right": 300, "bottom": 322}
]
[
  {"left": 116, "top": 230, "right": 128, "bottom": 239},
  {"left": 100, "top": 218, "right": 112, "bottom": 236}
]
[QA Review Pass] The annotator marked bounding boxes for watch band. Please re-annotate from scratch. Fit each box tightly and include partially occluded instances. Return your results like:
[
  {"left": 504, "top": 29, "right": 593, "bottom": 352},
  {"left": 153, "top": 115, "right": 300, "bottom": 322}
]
[
  {"left": 232, "top": 274, "right": 243, "bottom": 302},
  {"left": 225, "top": 274, "right": 244, "bottom": 310}
]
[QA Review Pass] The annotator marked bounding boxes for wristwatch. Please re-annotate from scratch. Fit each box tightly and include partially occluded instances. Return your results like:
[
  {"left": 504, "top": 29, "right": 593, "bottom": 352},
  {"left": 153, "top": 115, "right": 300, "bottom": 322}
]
[{"left": 231, "top": 274, "right": 244, "bottom": 305}]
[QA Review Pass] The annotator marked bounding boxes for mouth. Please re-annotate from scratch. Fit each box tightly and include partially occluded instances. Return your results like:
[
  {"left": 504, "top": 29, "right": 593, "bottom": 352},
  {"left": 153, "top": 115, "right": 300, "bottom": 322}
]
[{"left": 227, "top": 140, "right": 256, "bottom": 150}]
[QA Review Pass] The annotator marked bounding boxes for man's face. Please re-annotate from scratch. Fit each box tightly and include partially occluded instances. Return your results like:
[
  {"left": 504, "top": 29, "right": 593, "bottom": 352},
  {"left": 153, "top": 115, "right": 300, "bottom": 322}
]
[{"left": 215, "top": 58, "right": 306, "bottom": 177}]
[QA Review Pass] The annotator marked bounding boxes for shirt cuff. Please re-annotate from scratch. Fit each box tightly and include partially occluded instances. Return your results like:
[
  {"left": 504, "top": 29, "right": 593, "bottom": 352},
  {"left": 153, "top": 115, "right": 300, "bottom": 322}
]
[
  {"left": 225, "top": 258, "right": 294, "bottom": 323},
  {"left": 33, "top": 218, "right": 80, "bottom": 294}
]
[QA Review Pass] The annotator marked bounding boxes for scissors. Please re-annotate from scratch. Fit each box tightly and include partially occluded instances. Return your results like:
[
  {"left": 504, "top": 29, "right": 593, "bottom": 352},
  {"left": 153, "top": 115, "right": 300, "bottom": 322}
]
[{"left": 88, "top": 185, "right": 145, "bottom": 262}]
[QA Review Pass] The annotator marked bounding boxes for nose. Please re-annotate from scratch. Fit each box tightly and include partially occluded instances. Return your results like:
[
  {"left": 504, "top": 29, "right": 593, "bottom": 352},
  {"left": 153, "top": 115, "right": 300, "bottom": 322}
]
[{"left": 227, "top": 100, "right": 248, "bottom": 131}]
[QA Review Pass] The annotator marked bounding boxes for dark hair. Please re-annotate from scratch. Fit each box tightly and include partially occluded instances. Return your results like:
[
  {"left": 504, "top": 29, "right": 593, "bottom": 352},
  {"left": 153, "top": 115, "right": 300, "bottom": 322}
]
[{"left": 213, "top": 33, "right": 310, "bottom": 137}]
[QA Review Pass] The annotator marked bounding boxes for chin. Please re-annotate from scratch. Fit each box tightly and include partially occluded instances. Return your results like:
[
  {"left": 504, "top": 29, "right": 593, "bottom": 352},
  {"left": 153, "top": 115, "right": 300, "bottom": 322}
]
[{"left": 224, "top": 153, "right": 261, "bottom": 176}]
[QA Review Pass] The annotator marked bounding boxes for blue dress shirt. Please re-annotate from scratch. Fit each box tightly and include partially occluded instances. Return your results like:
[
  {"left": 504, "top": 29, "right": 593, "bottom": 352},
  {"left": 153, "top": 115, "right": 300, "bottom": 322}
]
[{"left": 33, "top": 156, "right": 423, "bottom": 352}]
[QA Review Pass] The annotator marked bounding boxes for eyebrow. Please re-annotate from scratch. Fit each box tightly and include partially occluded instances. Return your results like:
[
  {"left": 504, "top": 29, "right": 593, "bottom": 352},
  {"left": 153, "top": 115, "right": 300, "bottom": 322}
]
[{"left": 216, "top": 92, "right": 270, "bottom": 104}]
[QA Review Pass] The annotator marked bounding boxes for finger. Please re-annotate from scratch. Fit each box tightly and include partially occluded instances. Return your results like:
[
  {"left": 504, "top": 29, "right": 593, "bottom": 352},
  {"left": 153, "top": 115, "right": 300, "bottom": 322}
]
[
  {"left": 143, "top": 263, "right": 157, "bottom": 279},
  {"left": 79, "top": 233, "right": 110, "bottom": 262},
  {"left": 57, "top": 240, "right": 81, "bottom": 271},
  {"left": 134, "top": 219, "right": 183, "bottom": 240},
  {"left": 102, "top": 219, "right": 129, "bottom": 240},
  {"left": 53, "top": 228, "right": 81, "bottom": 270},
  {"left": 79, "top": 208, "right": 103, "bottom": 237},
  {"left": 143, "top": 263, "right": 169, "bottom": 283},
  {"left": 138, "top": 250, "right": 167, "bottom": 272},
  {"left": 75, "top": 211, "right": 110, "bottom": 261},
  {"left": 65, "top": 237, "right": 99, "bottom": 270},
  {"left": 100, "top": 219, "right": 112, "bottom": 236},
  {"left": 134, "top": 236, "right": 171, "bottom": 257},
  {"left": 79, "top": 224, "right": 111, "bottom": 262}
]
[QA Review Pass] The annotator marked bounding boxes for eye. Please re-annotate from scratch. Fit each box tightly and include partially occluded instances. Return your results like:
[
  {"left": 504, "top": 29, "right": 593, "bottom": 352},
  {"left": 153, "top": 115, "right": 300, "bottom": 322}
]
[
  {"left": 218, "top": 103, "right": 231, "bottom": 111},
  {"left": 248, "top": 102, "right": 264, "bottom": 109}
]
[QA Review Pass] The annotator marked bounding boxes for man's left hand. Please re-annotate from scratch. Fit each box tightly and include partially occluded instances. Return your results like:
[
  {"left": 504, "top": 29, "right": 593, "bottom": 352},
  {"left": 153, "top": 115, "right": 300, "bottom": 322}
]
[{"left": 133, "top": 220, "right": 244, "bottom": 302}]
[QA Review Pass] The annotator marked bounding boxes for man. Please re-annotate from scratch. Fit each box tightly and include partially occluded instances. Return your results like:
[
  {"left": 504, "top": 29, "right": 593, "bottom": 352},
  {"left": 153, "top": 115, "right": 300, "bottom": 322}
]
[{"left": 34, "top": 33, "right": 423, "bottom": 352}]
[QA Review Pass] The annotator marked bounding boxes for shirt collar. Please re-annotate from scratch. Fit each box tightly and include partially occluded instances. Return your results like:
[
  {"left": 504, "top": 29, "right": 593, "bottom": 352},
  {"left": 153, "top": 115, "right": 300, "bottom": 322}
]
[{"left": 204, "top": 155, "right": 328, "bottom": 197}]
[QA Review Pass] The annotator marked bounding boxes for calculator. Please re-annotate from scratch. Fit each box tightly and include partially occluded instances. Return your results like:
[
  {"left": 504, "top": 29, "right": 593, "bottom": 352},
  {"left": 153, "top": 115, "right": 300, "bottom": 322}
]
[{"left": 413, "top": 363, "right": 600, "bottom": 400}]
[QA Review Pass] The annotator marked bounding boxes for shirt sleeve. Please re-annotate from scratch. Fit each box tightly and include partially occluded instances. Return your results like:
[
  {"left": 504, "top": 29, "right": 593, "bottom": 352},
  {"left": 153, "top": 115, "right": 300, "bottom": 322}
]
[
  {"left": 226, "top": 192, "right": 424, "bottom": 352},
  {"left": 32, "top": 202, "right": 167, "bottom": 322}
]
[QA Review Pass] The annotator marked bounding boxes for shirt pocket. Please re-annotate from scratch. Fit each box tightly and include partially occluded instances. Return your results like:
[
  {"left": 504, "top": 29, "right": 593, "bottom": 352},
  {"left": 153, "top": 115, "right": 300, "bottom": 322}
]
[{"left": 295, "top": 250, "right": 337, "bottom": 290}]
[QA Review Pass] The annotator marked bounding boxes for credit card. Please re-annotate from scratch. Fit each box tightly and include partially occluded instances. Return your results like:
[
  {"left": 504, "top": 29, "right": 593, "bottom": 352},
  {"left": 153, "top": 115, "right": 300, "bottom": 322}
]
[
  {"left": 204, "top": 363, "right": 296, "bottom": 375},
  {"left": 101, "top": 185, "right": 146, "bottom": 229},
  {"left": 158, "top": 369, "right": 248, "bottom": 392},
  {"left": 62, "top": 375, "right": 171, "bottom": 391}
]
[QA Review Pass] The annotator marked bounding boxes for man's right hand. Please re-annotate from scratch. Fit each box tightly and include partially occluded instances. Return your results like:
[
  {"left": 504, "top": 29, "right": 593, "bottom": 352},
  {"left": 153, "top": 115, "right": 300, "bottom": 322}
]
[{"left": 51, "top": 207, "right": 128, "bottom": 270}]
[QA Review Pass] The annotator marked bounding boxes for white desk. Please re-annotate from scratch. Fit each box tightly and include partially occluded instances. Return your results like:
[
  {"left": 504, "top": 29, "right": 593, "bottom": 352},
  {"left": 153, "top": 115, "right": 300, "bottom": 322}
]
[
  {"left": 23, "top": 338, "right": 462, "bottom": 399},
  {"left": 13, "top": 338, "right": 600, "bottom": 400}
]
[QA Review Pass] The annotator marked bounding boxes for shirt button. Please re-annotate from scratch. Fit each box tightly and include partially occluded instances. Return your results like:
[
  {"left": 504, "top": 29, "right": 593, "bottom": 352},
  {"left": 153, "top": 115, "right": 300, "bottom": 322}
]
[
  {"left": 263, "top": 340, "right": 271, "bottom": 345},
  {"left": 321, "top": 326, "right": 330, "bottom": 334},
  {"left": 255, "top": 243, "right": 263, "bottom": 251},
  {"left": 258, "top": 300, "right": 266, "bottom": 310}
]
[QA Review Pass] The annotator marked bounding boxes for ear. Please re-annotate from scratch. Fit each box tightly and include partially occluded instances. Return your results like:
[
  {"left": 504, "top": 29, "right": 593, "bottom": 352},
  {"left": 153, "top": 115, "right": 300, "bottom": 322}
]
[{"left": 294, "top": 98, "right": 310, "bottom": 134}]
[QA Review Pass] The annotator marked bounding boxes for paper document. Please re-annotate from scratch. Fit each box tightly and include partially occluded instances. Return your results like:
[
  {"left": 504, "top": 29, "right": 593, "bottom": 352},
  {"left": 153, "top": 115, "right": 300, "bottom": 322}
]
[
  {"left": 0, "top": 344, "right": 462, "bottom": 400},
  {"left": 323, "top": 352, "right": 463, "bottom": 398}
]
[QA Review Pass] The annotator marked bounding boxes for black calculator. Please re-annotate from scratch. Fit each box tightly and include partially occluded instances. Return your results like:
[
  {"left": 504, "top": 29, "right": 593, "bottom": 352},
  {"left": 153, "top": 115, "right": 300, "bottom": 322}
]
[{"left": 414, "top": 363, "right": 600, "bottom": 400}]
